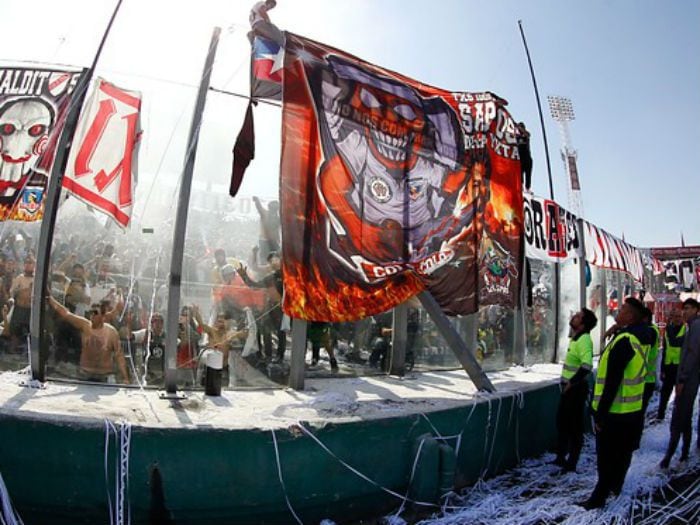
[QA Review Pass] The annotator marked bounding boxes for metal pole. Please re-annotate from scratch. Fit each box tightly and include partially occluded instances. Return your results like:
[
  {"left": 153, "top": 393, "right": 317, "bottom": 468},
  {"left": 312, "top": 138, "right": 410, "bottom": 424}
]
[
  {"left": 164, "top": 27, "right": 221, "bottom": 394},
  {"left": 513, "top": 252, "right": 527, "bottom": 365},
  {"left": 599, "top": 270, "right": 608, "bottom": 353},
  {"left": 577, "top": 219, "right": 587, "bottom": 310},
  {"left": 289, "top": 319, "right": 307, "bottom": 390},
  {"left": 418, "top": 291, "right": 495, "bottom": 392},
  {"left": 518, "top": 21, "right": 555, "bottom": 201},
  {"left": 390, "top": 303, "right": 408, "bottom": 376},
  {"left": 518, "top": 20, "right": 560, "bottom": 362},
  {"left": 29, "top": 0, "right": 124, "bottom": 382}
]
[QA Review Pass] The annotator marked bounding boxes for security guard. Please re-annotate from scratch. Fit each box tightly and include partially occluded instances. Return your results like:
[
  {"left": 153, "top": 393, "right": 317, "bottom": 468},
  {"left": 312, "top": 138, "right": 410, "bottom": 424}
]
[
  {"left": 640, "top": 307, "right": 660, "bottom": 415},
  {"left": 657, "top": 309, "right": 686, "bottom": 420},
  {"left": 580, "top": 298, "right": 646, "bottom": 510},
  {"left": 553, "top": 308, "right": 597, "bottom": 472}
]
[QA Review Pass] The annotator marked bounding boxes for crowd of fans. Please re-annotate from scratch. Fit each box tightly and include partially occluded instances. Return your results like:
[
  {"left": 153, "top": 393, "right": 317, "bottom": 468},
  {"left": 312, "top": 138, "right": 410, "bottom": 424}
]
[{"left": 0, "top": 198, "right": 562, "bottom": 388}]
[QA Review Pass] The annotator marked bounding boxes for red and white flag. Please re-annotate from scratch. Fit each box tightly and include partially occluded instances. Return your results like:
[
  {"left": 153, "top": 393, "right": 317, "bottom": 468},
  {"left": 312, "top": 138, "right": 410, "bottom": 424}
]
[{"left": 63, "top": 78, "right": 142, "bottom": 228}]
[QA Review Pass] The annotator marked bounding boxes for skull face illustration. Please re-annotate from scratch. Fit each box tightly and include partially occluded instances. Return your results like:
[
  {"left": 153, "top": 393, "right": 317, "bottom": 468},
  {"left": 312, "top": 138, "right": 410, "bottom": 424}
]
[
  {"left": 0, "top": 98, "right": 54, "bottom": 190},
  {"left": 346, "top": 82, "right": 425, "bottom": 172},
  {"left": 315, "top": 55, "right": 475, "bottom": 281}
]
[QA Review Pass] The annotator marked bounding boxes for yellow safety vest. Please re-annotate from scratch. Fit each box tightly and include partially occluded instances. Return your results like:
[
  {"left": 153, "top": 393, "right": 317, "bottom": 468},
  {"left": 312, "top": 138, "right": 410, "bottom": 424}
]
[
  {"left": 561, "top": 332, "right": 593, "bottom": 381},
  {"left": 664, "top": 324, "right": 686, "bottom": 365},
  {"left": 592, "top": 332, "right": 645, "bottom": 414},
  {"left": 644, "top": 324, "right": 660, "bottom": 383}
]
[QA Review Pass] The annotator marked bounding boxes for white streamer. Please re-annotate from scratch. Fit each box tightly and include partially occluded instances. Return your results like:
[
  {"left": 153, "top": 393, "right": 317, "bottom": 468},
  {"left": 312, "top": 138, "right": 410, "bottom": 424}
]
[
  {"left": 270, "top": 429, "right": 304, "bottom": 525},
  {"left": 294, "top": 421, "right": 441, "bottom": 509},
  {"left": 0, "top": 472, "right": 23, "bottom": 525}
]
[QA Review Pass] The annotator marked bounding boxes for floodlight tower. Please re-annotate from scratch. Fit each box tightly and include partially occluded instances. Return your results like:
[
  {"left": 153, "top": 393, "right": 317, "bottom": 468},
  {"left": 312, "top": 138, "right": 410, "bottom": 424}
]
[{"left": 548, "top": 95, "right": 583, "bottom": 217}]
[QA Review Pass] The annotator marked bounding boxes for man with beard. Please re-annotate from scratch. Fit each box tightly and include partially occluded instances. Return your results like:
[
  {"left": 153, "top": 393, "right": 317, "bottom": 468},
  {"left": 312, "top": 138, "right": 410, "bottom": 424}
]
[
  {"left": 580, "top": 298, "right": 646, "bottom": 510},
  {"left": 48, "top": 296, "right": 129, "bottom": 384},
  {"left": 553, "top": 308, "right": 597, "bottom": 472}
]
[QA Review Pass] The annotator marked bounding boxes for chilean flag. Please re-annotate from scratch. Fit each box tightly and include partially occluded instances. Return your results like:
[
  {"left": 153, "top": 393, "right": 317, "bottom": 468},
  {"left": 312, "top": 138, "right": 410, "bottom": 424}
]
[{"left": 251, "top": 36, "right": 283, "bottom": 100}]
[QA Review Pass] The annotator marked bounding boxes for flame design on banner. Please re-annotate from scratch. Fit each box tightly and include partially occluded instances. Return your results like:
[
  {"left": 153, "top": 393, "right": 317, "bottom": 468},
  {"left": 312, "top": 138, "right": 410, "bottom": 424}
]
[{"left": 279, "top": 33, "right": 523, "bottom": 321}]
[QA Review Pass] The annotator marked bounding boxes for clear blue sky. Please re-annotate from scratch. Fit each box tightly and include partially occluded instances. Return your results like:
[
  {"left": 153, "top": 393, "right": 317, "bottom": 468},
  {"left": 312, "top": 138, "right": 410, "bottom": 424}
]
[{"left": 1, "top": 0, "right": 698, "bottom": 247}]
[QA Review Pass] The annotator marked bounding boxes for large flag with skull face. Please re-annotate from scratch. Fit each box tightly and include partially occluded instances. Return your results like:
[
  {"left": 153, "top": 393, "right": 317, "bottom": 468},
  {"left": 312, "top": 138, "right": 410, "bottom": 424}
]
[
  {"left": 0, "top": 65, "right": 85, "bottom": 221},
  {"left": 280, "top": 34, "right": 524, "bottom": 321}
]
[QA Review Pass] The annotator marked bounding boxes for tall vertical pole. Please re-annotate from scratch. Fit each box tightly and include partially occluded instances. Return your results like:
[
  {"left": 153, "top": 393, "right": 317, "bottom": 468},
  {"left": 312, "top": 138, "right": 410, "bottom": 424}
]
[
  {"left": 30, "top": 0, "right": 124, "bottom": 382},
  {"left": 289, "top": 319, "right": 307, "bottom": 390},
  {"left": 390, "top": 303, "right": 408, "bottom": 376},
  {"left": 577, "top": 219, "right": 587, "bottom": 310},
  {"left": 512, "top": 244, "right": 527, "bottom": 365},
  {"left": 518, "top": 21, "right": 555, "bottom": 201},
  {"left": 164, "top": 27, "right": 221, "bottom": 394},
  {"left": 518, "top": 20, "right": 560, "bottom": 362}
]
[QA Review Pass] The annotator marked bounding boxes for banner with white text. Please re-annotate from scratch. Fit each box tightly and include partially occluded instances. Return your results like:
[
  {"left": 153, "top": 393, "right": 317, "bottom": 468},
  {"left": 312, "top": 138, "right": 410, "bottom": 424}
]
[
  {"left": 280, "top": 33, "right": 524, "bottom": 321},
  {"left": 523, "top": 193, "right": 582, "bottom": 263}
]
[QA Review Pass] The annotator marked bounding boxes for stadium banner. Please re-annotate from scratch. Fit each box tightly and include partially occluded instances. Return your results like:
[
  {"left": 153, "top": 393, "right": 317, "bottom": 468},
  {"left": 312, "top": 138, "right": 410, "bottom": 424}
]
[
  {"left": 279, "top": 33, "right": 524, "bottom": 321},
  {"left": 583, "top": 220, "right": 644, "bottom": 282},
  {"left": 0, "top": 65, "right": 85, "bottom": 221},
  {"left": 523, "top": 193, "right": 582, "bottom": 262},
  {"left": 63, "top": 78, "right": 142, "bottom": 228}
]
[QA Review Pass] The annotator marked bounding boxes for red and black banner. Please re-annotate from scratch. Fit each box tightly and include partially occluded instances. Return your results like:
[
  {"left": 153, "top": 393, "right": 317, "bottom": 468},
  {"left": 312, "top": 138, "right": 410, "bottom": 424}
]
[
  {"left": 279, "top": 34, "right": 523, "bottom": 321},
  {"left": 0, "top": 65, "right": 84, "bottom": 221}
]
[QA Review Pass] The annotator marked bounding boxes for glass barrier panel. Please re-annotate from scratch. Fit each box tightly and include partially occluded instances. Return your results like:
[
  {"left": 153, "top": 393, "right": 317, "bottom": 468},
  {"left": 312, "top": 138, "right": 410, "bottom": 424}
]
[
  {"left": 557, "top": 259, "right": 581, "bottom": 357},
  {"left": 524, "top": 259, "right": 556, "bottom": 365},
  {"left": 0, "top": 226, "right": 40, "bottom": 373},
  {"left": 42, "top": 74, "right": 193, "bottom": 387},
  {"left": 585, "top": 264, "right": 604, "bottom": 355},
  {"left": 477, "top": 304, "right": 516, "bottom": 371}
]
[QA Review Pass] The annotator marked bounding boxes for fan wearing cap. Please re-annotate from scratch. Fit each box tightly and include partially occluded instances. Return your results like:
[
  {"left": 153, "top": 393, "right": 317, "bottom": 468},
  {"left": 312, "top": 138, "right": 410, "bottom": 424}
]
[
  {"left": 210, "top": 248, "right": 242, "bottom": 285},
  {"left": 213, "top": 262, "right": 265, "bottom": 317}
]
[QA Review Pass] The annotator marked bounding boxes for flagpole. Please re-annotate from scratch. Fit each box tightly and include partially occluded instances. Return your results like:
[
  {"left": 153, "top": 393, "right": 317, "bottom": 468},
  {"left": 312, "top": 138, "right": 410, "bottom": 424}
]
[
  {"left": 29, "top": 0, "right": 124, "bottom": 382},
  {"left": 518, "top": 19, "right": 560, "bottom": 363},
  {"left": 163, "top": 26, "right": 222, "bottom": 395}
]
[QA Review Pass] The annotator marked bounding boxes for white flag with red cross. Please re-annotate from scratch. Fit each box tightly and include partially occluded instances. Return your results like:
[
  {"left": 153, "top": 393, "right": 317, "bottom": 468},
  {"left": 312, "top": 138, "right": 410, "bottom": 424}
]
[{"left": 63, "top": 77, "right": 142, "bottom": 228}]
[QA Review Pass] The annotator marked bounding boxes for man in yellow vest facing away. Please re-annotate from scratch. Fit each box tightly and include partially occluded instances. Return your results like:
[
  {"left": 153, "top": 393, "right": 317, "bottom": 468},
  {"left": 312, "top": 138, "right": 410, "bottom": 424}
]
[
  {"left": 640, "top": 307, "right": 660, "bottom": 415},
  {"left": 553, "top": 308, "right": 597, "bottom": 472},
  {"left": 579, "top": 297, "right": 646, "bottom": 510},
  {"left": 657, "top": 309, "right": 686, "bottom": 421}
]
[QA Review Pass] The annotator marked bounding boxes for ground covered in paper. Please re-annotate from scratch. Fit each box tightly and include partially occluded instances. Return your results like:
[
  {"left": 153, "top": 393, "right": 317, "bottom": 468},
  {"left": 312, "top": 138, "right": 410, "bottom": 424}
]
[{"left": 351, "top": 396, "right": 700, "bottom": 525}]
